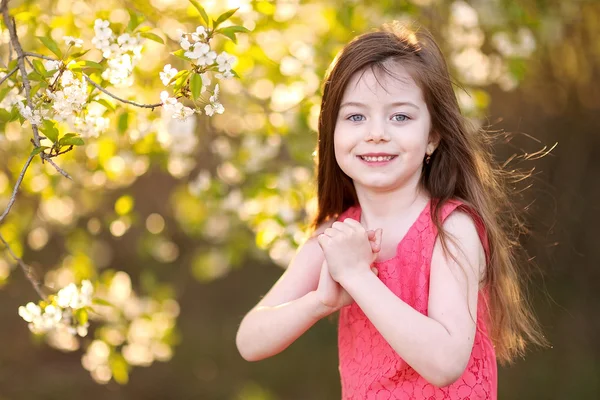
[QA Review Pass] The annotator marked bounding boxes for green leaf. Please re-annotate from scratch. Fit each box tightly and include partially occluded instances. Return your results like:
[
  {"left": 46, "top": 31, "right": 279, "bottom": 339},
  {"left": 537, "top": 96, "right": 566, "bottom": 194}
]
[
  {"left": 0, "top": 87, "right": 10, "bottom": 103},
  {"left": 136, "top": 26, "right": 152, "bottom": 33},
  {"left": 127, "top": 9, "right": 145, "bottom": 32},
  {"left": 172, "top": 49, "right": 190, "bottom": 61},
  {"left": 74, "top": 308, "right": 88, "bottom": 325},
  {"left": 96, "top": 98, "right": 116, "bottom": 112},
  {"left": 173, "top": 70, "right": 191, "bottom": 94},
  {"left": 27, "top": 71, "right": 43, "bottom": 82},
  {"left": 59, "top": 134, "right": 85, "bottom": 146},
  {"left": 37, "top": 36, "right": 63, "bottom": 58},
  {"left": 190, "top": 73, "right": 202, "bottom": 100},
  {"left": 41, "top": 120, "right": 59, "bottom": 143},
  {"left": 217, "top": 25, "right": 250, "bottom": 43},
  {"left": 70, "top": 49, "right": 90, "bottom": 59},
  {"left": 69, "top": 60, "right": 103, "bottom": 71},
  {"left": 30, "top": 146, "right": 49, "bottom": 156},
  {"left": 118, "top": 111, "right": 129, "bottom": 134},
  {"left": 189, "top": 0, "right": 210, "bottom": 26},
  {"left": 32, "top": 59, "right": 47, "bottom": 75},
  {"left": 0, "top": 108, "right": 11, "bottom": 122},
  {"left": 109, "top": 353, "right": 129, "bottom": 385},
  {"left": 214, "top": 8, "right": 239, "bottom": 28},
  {"left": 168, "top": 69, "right": 189, "bottom": 85},
  {"left": 92, "top": 297, "right": 116, "bottom": 308},
  {"left": 8, "top": 59, "right": 18, "bottom": 71},
  {"left": 140, "top": 32, "right": 164, "bottom": 45}
]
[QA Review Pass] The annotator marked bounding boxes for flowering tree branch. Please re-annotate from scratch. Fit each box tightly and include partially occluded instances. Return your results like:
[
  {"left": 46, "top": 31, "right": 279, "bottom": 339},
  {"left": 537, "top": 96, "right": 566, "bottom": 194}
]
[
  {"left": 0, "top": 234, "right": 46, "bottom": 299},
  {"left": 0, "top": 65, "right": 17, "bottom": 85},
  {"left": 84, "top": 75, "right": 163, "bottom": 109}
]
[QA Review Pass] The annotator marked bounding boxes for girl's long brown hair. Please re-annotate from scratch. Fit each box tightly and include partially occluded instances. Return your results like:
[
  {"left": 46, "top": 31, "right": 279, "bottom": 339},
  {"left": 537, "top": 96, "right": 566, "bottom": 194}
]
[{"left": 312, "top": 22, "right": 547, "bottom": 364}]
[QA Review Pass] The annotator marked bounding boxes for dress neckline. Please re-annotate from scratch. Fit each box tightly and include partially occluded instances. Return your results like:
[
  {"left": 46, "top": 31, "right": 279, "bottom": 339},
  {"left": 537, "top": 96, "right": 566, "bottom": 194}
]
[{"left": 351, "top": 199, "right": 431, "bottom": 265}]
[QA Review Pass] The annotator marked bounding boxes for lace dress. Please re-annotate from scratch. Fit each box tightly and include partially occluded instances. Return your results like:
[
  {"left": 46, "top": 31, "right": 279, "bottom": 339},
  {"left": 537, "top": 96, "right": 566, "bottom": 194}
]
[{"left": 337, "top": 200, "right": 497, "bottom": 399}]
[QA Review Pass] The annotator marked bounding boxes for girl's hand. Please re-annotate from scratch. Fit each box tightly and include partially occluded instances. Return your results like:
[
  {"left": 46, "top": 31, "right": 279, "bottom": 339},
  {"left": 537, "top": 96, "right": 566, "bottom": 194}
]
[
  {"left": 315, "top": 260, "right": 353, "bottom": 312},
  {"left": 317, "top": 219, "right": 383, "bottom": 283}
]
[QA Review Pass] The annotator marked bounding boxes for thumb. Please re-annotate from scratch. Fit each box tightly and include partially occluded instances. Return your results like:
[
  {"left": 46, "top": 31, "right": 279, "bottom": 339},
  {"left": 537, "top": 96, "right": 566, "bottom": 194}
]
[{"left": 375, "top": 228, "right": 383, "bottom": 248}]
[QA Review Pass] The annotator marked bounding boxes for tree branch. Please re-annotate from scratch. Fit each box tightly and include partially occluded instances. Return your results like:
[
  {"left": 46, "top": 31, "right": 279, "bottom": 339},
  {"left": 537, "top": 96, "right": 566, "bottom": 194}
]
[
  {"left": 23, "top": 52, "right": 165, "bottom": 109},
  {"left": 0, "top": 233, "right": 46, "bottom": 299},
  {"left": 0, "top": 154, "right": 34, "bottom": 225},
  {"left": 0, "top": 65, "right": 17, "bottom": 86},
  {"left": 83, "top": 75, "right": 164, "bottom": 109},
  {"left": 1, "top": 1, "right": 40, "bottom": 146}
]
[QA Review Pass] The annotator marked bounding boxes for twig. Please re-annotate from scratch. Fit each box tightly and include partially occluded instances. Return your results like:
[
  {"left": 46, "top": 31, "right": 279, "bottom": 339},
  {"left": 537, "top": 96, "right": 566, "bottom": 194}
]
[
  {"left": 83, "top": 75, "right": 163, "bottom": 109},
  {"left": 41, "top": 155, "right": 72, "bottom": 179},
  {"left": 1, "top": 2, "right": 39, "bottom": 146},
  {"left": 0, "top": 154, "right": 34, "bottom": 225},
  {"left": 24, "top": 53, "right": 165, "bottom": 109},
  {"left": 0, "top": 65, "right": 17, "bottom": 85},
  {"left": 0, "top": 233, "right": 46, "bottom": 299},
  {"left": 24, "top": 52, "right": 57, "bottom": 61}
]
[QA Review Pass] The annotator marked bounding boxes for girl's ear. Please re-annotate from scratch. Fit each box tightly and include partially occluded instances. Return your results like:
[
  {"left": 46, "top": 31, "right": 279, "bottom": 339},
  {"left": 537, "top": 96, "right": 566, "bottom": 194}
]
[{"left": 427, "top": 131, "right": 440, "bottom": 154}]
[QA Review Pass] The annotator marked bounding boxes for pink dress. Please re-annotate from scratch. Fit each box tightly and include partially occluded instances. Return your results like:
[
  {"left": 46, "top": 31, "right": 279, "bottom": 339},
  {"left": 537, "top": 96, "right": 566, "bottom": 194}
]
[{"left": 337, "top": 199, "right": 497, "bottom": 400}]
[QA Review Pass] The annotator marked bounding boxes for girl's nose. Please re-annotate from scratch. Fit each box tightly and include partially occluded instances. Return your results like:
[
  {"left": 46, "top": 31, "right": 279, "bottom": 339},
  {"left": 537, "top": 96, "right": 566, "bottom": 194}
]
[{"left": 366, "top": 121, "right": 389, "bottom": 142}]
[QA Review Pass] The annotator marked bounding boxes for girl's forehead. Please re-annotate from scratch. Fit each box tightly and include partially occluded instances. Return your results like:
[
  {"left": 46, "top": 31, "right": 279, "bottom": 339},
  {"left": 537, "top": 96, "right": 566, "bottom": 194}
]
[{"left": 343, "top": 64, "right": 423, "bottom": 101}]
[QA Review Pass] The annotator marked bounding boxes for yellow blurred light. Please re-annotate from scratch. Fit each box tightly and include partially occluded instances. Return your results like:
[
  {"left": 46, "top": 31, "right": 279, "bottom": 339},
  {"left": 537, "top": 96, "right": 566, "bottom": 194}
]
[
  {"left": 0, "top": 172, "right": 8, "bottom": 193},
  {"left": 109, "top": 271, "right": 132, "bottom": 304},
  {"left": 217, "top": 162, "right": 242, "bottom": 185},
  {"left": 153, "top": 240, "right": 179, "bottom": 263},
  {"left": 249, "top": 78, "right": 274, "bottom": 100},
  {"left": 91, "top": 365, "right": 112, "bottom": 384},
  {"left": 132, "top": 158, "right": 149, "bottom": 176},
  {"left": 280, "top": 55, "right": 303, "bottom": 76},
  {"left": 87, "top": 218, "right": 102, "bottom": 235},
  {"left": 146, "top": 213, "right": 165, "bottom": 234},
  {"left": 244, "top": 113, "right": 266, "bottom": 131},
  {"left": 0, "top": 259, "right": 10, "bottom": 280},
  {"left": 29, "top": 174, "right": 49, "bottom": 193},
  {"left": 269, "top": 112, "right": 285, "bottom": 128},
  {"left": 40, "top": 197, "right": 75, "bottom": 225},
  {"left": 270, "top": 82, "right": 305, "bottom": 112},
  {"left": 192, "top": 250, "right": 230, "bottom": 282},
  {"left": 106, "top": 156, "right": 126, "bottom": 175},
  {"left": 110, "top": 219, "right": 128, "bottom": 237},
  {"left": 91, "top": 171, "right": 107, "bottom": 187},
  {"left": 27, "top": 227, "right": 49, "bottom": 250},
  {"left": 115, "top": 195, "right": 134, "bottom": 216},
  {"left": 274, "top": 1, "right": 299, "bottom": 21}
]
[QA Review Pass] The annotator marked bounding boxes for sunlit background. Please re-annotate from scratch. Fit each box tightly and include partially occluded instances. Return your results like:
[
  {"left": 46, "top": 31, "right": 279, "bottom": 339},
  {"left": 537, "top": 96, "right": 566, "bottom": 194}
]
[{"left": 1, "top": 0, "right": 599, "bottom": 398}]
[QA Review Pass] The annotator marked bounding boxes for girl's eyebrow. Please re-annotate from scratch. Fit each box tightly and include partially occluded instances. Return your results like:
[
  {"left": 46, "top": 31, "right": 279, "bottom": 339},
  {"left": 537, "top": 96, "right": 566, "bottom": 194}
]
[{"left": 339, "top": 101, "right": 420, "bottom": 110}]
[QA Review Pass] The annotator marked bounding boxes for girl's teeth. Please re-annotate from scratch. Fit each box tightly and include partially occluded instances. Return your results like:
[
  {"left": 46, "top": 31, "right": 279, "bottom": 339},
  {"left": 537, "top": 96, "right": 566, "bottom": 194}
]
[{"left": 362, "top": 156, "right": 393, "bottom": 162}]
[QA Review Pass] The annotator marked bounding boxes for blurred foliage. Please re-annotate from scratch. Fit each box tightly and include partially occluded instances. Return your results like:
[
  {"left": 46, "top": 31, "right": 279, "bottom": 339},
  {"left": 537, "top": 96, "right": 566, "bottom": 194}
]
[{"left": 0, "top": 0, "right": 599, "bottom": 398}]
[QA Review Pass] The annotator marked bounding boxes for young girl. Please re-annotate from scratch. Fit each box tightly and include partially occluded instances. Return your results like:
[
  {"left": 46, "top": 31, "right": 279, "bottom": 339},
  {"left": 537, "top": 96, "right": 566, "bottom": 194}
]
[{"left": 236, "top": 22, "right": 546, "bottom": 399}]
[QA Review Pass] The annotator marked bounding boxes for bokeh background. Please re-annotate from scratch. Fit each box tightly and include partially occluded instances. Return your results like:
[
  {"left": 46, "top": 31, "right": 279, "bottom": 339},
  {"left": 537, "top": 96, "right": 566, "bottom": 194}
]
[{"left": 1, "top": 0, "right": 599, "bottom": 399}]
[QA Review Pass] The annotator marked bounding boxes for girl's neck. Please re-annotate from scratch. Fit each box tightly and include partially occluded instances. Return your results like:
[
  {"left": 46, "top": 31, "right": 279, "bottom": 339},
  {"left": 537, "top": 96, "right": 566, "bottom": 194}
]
[{"left": 355, "top": 183, "right": 430, "bottom": 229}]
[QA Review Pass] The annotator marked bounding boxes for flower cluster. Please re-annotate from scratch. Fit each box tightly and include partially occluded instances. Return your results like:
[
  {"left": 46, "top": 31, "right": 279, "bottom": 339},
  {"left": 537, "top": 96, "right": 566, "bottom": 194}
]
[
  {"left": 18, "top": 280, "right": 94, "bottom": 337},
  {"left": 92, "top": 19, "right": 144, "bottom": 86}
]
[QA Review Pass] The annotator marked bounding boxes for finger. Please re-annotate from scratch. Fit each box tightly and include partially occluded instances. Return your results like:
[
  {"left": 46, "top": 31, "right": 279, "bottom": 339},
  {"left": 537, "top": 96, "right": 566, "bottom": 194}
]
[
  {"left": 343, "top": 218, "right": 365, "bottom": 232},
  {"left": 323, "top": 227, "right": 340, "bottom": 237},
  {"left": 371, "top": 267, "right": 379, "bottom": 276},
  {"left": 375, "top": 228, "right": 383, "bottom": 247},
  {"left": 332, "top": 221, "right": 354, "bottom": 234},
  {"left": 367, "top": 230, "right": 376, "bottom": 240},
  {"left": 317, "top": 233, "right": 329, "bottom": 249}
]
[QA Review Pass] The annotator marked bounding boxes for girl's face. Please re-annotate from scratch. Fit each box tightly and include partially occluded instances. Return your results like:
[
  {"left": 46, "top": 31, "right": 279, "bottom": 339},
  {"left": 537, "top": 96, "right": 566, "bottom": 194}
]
[{"left": 333, "top": 63, "right": 435, "bottom": 194}]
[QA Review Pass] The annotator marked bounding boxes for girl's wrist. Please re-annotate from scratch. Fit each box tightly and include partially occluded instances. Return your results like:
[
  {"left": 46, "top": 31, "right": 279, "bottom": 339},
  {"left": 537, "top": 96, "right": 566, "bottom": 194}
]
[{"left": 307, "top": 291, "right": 337, "bottom": 319}]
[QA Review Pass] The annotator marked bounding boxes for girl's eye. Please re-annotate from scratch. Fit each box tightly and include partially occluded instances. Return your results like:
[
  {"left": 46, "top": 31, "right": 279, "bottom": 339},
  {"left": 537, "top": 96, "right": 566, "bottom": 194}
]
[
  {"left": 392, "top": 114, "right": 409, "bottom": 122},
  {"left": 347, "top": 114, "right": 365, "bottom": 122}
]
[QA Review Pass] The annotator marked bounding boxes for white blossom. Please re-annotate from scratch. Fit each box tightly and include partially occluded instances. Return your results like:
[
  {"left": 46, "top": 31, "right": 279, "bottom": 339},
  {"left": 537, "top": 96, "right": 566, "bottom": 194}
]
[
  {"left": 17, "top": 102, "right": 43, "bottom": 125},
  {"left": 191, "top": 26, "right": 207, "bottom": 42},
  {"left": 171, "top": 103, "right": 195, "bottom": 121},
  {"left": 180, "top": 37, "right": 191, "bottom": 51},
  {"left": 159, "top": 64, "right": 178, "bottom": 86},
  {"left": 185, "top": 42, "right": 216, "bottom": 66},
  {"left": 204, "top": 84, "right": 224, "bottom": 116},
  {"left": 216, "top": 51, "right": 236, "bottom": 73},
  {"left": 64, "top": 36, "right": 84, "bottom": 47}
]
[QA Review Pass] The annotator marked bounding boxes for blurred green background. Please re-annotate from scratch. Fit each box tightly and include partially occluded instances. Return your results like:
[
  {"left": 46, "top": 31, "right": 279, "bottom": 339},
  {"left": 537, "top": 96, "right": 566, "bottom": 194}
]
[{"left": 1, "top": 0, "right": 599, "bottom": 399}]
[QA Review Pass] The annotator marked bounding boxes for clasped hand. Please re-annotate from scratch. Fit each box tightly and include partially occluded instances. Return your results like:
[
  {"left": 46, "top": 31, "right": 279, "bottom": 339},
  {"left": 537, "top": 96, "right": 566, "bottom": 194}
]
[{"left": 317, "top": 219, "right": 383, "bottom": 284}]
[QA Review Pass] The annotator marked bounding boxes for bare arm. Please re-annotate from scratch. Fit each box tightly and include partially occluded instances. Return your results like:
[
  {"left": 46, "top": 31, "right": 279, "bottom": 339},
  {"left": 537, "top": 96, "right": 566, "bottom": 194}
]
[
  {"left": 235, "top": 224, "right": 333, "bottom": 362},
  {"left": 321, "top": 212, "right": 485, "bottom": 386}
]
